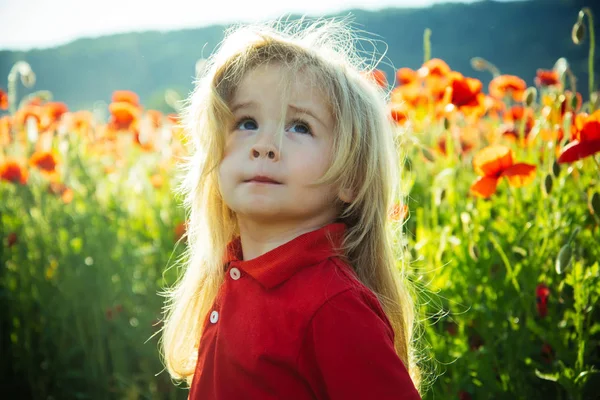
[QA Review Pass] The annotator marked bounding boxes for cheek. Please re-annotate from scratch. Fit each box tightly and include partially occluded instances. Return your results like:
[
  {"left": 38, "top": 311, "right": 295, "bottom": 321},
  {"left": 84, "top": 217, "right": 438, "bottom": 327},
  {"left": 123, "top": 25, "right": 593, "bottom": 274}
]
[
  {"left": 218, "top": 155, "right": 236, "bottom": 186},
  {"left": 294, "top": 146, "right": 332, "bottom": 181}
]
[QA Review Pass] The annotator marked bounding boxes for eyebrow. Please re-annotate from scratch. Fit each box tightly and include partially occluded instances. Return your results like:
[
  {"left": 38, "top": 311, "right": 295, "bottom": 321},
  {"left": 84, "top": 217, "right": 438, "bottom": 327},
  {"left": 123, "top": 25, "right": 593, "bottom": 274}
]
[{"left": 231, "top": 101, "right": 329, "bottom": 129}]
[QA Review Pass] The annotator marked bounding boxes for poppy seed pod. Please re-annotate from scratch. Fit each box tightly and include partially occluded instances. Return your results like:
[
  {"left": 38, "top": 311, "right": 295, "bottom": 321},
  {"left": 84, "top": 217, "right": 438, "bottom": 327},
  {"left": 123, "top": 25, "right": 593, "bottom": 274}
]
[
  {"left": 524, "top": 87, "right": 537, "bottom": 107},
  {"left": 555, "top": 244, "right": 572, "bottom": 274},
  {"left": 590, "top": 192, "right": 600, "bottom": 216},
  {"left": 552, "top": 160, "right": 561, "bottom": 178},
  {"left": 543, "top": 174, "right": 553, "bottom": 195},
  {"left": 571, "top": 21, "right": 586, "bottom": 45}
]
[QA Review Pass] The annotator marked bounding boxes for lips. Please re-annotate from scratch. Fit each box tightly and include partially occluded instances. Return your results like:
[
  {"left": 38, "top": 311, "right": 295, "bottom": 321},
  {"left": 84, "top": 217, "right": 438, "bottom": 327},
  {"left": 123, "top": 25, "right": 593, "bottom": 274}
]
[{"left": 245, "top": 175, "right": 281, "bottom": 184}]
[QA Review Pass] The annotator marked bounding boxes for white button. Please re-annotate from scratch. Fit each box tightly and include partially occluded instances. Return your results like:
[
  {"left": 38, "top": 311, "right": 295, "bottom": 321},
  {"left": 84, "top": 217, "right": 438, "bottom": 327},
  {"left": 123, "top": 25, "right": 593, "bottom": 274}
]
[
  {"left": 210, "top": 311, "right": 219, "bottom": 324},
  {"left": 229, "top": 267, "right": 241, "bottom": 280}
]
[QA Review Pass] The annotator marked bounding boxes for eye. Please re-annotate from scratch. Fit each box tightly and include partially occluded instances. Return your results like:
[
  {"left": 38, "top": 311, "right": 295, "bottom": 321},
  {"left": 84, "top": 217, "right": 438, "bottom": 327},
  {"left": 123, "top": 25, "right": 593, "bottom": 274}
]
[
  {"left": 235, "top": 116, "right": 258, "bottom": 131},
  {"left": 288, "top": 119, "right": 312, "bottom": 135}
]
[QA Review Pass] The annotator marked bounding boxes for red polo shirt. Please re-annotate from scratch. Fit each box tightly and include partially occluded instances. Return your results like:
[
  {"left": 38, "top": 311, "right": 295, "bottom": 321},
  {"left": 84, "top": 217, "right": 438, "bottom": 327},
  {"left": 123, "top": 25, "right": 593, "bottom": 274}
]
[{"left": 189, "top": 222, "right": 421, "bottom": 400}]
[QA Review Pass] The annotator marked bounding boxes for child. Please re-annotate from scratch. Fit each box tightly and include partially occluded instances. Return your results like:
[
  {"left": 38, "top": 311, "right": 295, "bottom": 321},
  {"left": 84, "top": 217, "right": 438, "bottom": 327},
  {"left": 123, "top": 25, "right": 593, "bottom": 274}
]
[{"left": 161, "top": 17, "right": 423, "bottom": 400}]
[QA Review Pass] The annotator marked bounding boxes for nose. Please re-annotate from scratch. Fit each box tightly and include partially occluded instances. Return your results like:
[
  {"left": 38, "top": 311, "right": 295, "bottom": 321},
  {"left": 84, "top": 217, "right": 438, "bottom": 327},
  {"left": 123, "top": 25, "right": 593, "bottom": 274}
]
[{"left": 250, "top": 134, "right": 280, "bottom": 161}]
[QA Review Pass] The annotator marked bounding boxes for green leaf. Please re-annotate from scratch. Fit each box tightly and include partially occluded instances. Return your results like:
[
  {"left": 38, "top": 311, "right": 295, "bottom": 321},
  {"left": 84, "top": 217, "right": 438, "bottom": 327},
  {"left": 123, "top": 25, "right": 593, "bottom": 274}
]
[
  {"left": 574, "top": 370, "right": 600, "bottom": 385},
  {"left": 556, "top": 244, "right": 572, "bottom": 275},
  {"left": 535, "top": 369, "right": 559, "bottom": 382}
]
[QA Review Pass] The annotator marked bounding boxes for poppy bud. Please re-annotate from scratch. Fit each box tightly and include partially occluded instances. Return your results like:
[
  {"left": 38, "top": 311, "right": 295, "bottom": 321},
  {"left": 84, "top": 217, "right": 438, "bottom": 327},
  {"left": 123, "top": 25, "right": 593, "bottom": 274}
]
[
  {"left": 553, "top": 57, "right": 568, "bottom": 80},
  {"left": 524, "top": 87, "right": 537, "bottom": 107},
  {"left": 422, "top": 147, "right": 435, "bottom": 162},
  {"left": 572, "top": 21, "right": 586, "bottom": 45},
  {"left": 470, "top": 57, "right": 487, "bottom": 71},
  {"left": 570, "top": 93, "right": 580, "bottom": 111},
  {"left": 468, "top": 242, "right": 479, "bottom": 261},
  {"left": 544, "top": 174, "right": 553, "bottom": 195},
  {"left": 590, "top": 192, "right": 600, "bottom": 216},
  {"left": 21, "top": 71, "right": 36, "bottom": 88},
  {"left": 552, "top": 160, "right": 561, "bottom": 177},
  {"left": 443, "top": 117, "right": 451, "bottom": 130},
  {"left": 590, "top": 92, "right": 599, "bottom": 109},
  {"left": 555, "top": 244, "right": 572, "bottom": 274}
]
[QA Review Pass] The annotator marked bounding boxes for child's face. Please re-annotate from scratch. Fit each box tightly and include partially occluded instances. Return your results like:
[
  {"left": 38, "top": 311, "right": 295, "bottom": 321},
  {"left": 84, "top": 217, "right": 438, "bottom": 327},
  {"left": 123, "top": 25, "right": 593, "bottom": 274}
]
[{"left": 218, "top": 63, "right": 342, "bottom": 228}]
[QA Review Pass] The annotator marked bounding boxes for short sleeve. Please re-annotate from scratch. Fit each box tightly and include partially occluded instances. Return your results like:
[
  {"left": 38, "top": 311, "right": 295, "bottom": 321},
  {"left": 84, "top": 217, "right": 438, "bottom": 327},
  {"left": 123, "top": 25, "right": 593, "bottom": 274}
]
[{"left": 297, "top": 288, "right": 421, "bottom": 400}]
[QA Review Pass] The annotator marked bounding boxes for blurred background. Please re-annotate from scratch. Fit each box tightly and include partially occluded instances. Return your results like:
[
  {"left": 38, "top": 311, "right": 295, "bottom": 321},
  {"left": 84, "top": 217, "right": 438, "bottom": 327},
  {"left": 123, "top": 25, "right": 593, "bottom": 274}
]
[
  {"left": 0, "top": 0, "right": 598, "bottom": 111},
  {"left": 1, "top": 0, "right": 599, "bottom": 399}
]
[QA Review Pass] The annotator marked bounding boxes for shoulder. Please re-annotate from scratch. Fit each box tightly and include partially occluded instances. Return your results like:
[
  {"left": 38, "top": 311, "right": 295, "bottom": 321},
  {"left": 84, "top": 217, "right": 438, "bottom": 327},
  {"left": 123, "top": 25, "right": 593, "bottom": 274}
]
[
  {"left": 299, "top": 257, "right": 394, "bottom": 339},
  {"left": 294, "top": 256, "right": 376, "bottom": 305}
]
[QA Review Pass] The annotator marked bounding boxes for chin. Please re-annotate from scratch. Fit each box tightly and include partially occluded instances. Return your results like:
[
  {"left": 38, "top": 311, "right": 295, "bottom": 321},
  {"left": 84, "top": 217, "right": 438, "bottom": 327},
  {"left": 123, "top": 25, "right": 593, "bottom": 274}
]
[{"left": 232, "top": 200, "right": 283, "bottom": 217}]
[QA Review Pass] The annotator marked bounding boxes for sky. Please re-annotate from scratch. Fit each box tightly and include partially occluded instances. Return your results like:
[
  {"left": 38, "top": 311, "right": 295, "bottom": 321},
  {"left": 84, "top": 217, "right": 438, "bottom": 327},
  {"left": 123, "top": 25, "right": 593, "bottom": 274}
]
[{"left": 0, "top": 0, "right": 509, "bottom": 51}]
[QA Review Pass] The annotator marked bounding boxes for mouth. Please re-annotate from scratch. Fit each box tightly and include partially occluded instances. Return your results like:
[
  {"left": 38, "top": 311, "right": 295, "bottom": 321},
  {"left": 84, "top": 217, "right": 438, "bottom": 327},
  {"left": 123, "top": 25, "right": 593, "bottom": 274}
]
[{"left": 245, "top": 175, "right": 281, "bottom": 184}]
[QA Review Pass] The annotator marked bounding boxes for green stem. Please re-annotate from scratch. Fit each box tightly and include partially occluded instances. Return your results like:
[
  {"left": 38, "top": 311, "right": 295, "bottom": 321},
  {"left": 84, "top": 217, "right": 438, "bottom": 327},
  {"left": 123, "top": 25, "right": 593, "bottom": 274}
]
[
  {"left": 592, "top": 155, "right": 600, "bottom": 181},
  {"left": 489, "top": 233, "right": 520, "bottom": 292},
  {"left": 582, "top": 8, "right": 596, "bottom": 110},
  {"left": 423, "top": 28, "right": 431, "bottom": 64}
]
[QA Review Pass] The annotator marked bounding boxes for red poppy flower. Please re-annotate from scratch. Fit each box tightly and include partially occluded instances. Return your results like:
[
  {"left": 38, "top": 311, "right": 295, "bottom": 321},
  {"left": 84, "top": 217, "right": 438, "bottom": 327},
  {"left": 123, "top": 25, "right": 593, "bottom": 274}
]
[
  {"left": 396, "top": 68, "right": 418, "bottom": 85},
  {"left": 14, "top": 105, "right": 42, "bottom": 128},
  {"left": 166, "top": 113, "right": 180, "bottom": 124},
  {"left": 437, "top": 134, "right": 474, "bottom": 156},
  {"left": 390, "top": 103, "right": 408, "bottom": 125},
  {"left": 40, "top": 102, "right": 69, "bottom": 130},
  {"left": 484, "top": 95, "right": 506, "bottom": 119},
  {"left": 535, "top": 69, "right": 561, "bottom": 87},
  {"left": 458, "top": 390, "right": 472, "bottom": 400},
  {"left": 558, "top": 110, "right": 600, "bottom": 163},
  {"left": 29, "top": 151, "right": 59, "bottom": 174},
  {"left": 174, "top": 221, "right": 188, "bottom": 242},
  {"left": 489, "top": 75, "right": 527, "bottom": 102},
  {"left": 7, "top": 232, "right": 18, "bottom": 247},
  {"left": 391, "top": 82, "right": 429, "bottom": 109},
  {"left": 417, "top": 58, "right": 451, "bottom": 79},
  {"left": 112, "top": 90, "right": 140, "bottom": 107},
  {"left": 146, "top": 109, "right": 163, "bottom": 129},
  {"left": 48, "top": 181, "right": 74, "bottom": 204},
  {"left": 445, "top": 321, "right": 458, "bottom": 336},
  {"left": 364, "top": 69, "right": 387, "bottom": 88},
  {"left": 0, "top": 116, "right": 11, "bottom": 147},
  {"left": 504, "top": 106, "right": 535, "bottom": 127},
  {"left": 541, "top": 343, "right": 554, "bottom": 364},
  {"left": 0, "top": 88, "right": 8, "bottom": 110},
  {"left": 536, "top": 283, "right": 550, "bottom": 318},
  {"left": 468, "top": 333, "right": 484, "bottom": 350},
  {"left": 443, "top": 72, "right": 486, "bottom": 116},
  {"left": 109, "top": 101, "right": 140, "bottom": 131},
  {"left": 470, "top": 145, "right": 537, "bottom": 198},
  {"left": 0, "top": 158, "right": 28, "bottom": 184},
  {"left": 389, "top": 203, "right": 408, "bottom": 221}
]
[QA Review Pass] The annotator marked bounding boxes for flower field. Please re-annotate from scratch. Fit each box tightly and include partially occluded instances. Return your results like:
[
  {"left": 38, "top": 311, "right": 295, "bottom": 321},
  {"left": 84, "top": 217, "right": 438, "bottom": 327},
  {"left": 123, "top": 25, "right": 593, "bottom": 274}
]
[{"left": 1, "top": 10, "right": 600, "bottom": 400}]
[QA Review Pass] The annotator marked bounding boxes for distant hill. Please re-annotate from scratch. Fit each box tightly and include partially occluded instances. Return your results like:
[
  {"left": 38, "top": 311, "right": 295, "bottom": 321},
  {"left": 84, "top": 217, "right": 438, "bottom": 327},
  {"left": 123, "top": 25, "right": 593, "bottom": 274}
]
[{"left": 0, "top": 0, "right": 598, "bottom": 113}]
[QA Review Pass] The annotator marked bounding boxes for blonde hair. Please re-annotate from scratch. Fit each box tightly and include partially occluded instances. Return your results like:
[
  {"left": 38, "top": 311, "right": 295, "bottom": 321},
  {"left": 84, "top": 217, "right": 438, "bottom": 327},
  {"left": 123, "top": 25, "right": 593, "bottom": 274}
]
[{"left": 160, "top": 16, "right": 423, "bottom": 393}]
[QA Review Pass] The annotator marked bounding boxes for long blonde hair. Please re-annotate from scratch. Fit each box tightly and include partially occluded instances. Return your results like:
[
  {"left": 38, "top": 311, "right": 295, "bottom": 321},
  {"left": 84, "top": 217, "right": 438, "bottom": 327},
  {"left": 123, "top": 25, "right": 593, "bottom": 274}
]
[{"left": 161, "top": 17, "right": 423, "bottom": 393}]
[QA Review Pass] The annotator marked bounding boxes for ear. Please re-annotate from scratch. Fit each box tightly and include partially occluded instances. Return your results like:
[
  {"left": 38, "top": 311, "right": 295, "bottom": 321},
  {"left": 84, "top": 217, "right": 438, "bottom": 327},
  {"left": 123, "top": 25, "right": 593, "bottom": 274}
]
[{"left": 338, "top": 187, "right": 355, "bottom": 204}]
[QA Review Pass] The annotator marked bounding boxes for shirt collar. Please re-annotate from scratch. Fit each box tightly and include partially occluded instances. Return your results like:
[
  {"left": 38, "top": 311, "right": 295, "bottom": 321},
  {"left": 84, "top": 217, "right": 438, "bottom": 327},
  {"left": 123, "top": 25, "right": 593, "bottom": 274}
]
[{"left": 223, "top": 222, "right": 347, "bottom": 290}]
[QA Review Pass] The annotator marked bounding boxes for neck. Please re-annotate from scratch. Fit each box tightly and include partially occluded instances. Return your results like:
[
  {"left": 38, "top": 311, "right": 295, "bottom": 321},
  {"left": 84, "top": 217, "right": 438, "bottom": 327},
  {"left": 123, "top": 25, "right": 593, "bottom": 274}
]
[{"left": 236, "top": 216, "right": 338, "bottom": 260}]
